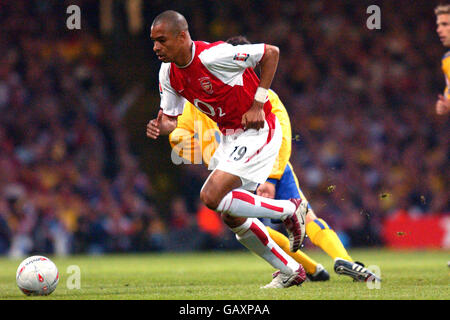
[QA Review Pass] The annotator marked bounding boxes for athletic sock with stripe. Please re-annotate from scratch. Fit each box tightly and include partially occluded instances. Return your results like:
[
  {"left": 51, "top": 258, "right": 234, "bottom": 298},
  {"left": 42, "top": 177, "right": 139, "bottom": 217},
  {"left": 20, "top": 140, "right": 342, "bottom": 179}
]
[
  {"left": 232, "top": 218, "right": 300, "bottom": 275},
  {"left": 216, "top": 188, "right": 296, "bottom": 220}
]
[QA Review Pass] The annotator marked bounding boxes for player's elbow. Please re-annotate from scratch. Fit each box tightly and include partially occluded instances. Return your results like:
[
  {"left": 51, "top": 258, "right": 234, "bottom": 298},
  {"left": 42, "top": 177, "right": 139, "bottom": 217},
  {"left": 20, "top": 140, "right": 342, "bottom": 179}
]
[{"left": 264, "top": 44, "right": 279, "bottom": 62}]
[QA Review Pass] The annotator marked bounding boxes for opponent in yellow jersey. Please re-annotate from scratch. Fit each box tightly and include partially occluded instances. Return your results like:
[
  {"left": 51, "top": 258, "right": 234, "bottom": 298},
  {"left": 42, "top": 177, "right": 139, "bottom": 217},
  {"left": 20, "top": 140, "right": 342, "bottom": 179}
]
[
  {"left": 169, "top": 35, "right": 380, "bottom": 283},
  {"left": 169, "top": 87, "right": 379, "bottom": 282},
  {"left": 170, "top": 90, "right": 324, "bottom": 280},
  {"left": 441, "top": 52, "right": 450, "bottom": 98},
  {"left": 436, "top": 5, "right": 450, "bottom": 115}
]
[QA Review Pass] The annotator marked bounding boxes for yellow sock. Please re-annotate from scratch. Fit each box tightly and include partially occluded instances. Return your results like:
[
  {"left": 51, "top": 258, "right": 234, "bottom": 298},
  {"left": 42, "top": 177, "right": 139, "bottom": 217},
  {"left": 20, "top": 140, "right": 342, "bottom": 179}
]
[
  {"left": 306, "top": 218, "right": 352, "bottom": 262},
  {"left": 266, "top": 226, "right": 318, "bottom": 275}
]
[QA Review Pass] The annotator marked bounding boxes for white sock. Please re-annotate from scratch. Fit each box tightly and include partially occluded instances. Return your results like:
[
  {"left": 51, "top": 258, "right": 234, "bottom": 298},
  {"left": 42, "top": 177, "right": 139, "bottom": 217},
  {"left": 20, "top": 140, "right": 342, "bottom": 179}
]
[
  {"left": 216, "top": 189, "right": 296, "bottom": 220},
  {"left": 232, "top": 218, "right": 300, "bottom": 275}
]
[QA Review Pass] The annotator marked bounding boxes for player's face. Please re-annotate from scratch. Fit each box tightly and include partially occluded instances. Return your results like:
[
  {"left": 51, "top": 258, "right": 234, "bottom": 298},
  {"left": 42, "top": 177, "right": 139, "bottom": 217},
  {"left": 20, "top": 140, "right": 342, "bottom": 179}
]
[
  {"left": 437, "top": 14, "right": 450, "bottom": 47},
  {"left": 151, "top": 23, "right": 182, "bottom": 63}
]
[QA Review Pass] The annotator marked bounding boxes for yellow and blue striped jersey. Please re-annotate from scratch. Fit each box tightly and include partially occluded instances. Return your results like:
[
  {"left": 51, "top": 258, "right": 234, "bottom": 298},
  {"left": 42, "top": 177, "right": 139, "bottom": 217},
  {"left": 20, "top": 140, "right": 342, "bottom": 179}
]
[
  {"left": 442, "top": 51, "right": 450, "bottom": 98},
  {"left": 169, "top": 89, "right": 292, "bottom": 180}
]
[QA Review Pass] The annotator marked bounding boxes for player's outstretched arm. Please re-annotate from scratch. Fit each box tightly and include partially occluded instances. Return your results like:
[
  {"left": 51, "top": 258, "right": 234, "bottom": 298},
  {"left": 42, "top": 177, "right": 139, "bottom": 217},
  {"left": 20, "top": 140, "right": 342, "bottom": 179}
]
[{"left": 146, "top": 109, "right": 178, "bottom": 139}]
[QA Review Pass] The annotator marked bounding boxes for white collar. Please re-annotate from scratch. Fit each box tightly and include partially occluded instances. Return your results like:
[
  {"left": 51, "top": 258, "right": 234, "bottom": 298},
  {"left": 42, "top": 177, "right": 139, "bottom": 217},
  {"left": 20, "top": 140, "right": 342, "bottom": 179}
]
[{"left": 175, "top": 42, "right": 195, "bottom": 68}]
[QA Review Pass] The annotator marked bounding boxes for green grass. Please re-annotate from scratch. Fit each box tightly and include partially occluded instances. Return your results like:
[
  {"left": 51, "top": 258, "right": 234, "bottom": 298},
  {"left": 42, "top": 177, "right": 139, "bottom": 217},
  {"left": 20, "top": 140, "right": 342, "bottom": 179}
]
[{"left": 0, "top": 249, "right": 448, "bottom": 300}]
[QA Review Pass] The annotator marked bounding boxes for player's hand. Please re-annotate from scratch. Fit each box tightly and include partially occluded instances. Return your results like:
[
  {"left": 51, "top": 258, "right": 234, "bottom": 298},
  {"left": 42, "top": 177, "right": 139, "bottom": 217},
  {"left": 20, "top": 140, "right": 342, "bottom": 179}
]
[
  {"left": 241, "top": 101, "right": 265, "bottom": 130},
  {"left": 436, "top": 94, "right": 450, "bottom": 115},
  {"left": 256, "top": 181, "right": 276, "bottom": 199},
  {"left": 146, "top": 110, "right": 163, "bottom": 139}
]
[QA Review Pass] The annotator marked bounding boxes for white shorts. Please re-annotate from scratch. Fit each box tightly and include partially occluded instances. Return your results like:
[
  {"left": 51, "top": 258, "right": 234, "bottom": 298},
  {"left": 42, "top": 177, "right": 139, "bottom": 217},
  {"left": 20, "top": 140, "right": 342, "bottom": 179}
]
[{"left": 208, "top": 117, "right": 282, "bottom": 191}]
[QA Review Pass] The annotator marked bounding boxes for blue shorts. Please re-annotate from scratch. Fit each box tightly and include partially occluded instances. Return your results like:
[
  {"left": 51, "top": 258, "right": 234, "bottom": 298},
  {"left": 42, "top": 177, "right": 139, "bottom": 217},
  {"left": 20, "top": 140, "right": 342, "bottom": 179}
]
[{"left": 266, "top": 163, "right": 312, "bottom": 223}]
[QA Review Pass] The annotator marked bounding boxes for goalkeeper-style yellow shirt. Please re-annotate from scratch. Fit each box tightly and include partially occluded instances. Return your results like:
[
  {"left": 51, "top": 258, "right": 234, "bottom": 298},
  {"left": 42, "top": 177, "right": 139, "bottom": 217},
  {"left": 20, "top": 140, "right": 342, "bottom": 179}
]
[
  {"left": 169, "top": 89, "right": 292, "bottom": 180},
  {"left": 442, "top": 51, "right": 450, "bottom": 98}
]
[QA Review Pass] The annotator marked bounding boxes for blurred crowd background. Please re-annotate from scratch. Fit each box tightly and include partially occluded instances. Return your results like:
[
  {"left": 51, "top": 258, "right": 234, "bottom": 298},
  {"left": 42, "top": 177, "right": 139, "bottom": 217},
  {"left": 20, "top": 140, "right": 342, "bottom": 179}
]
[{"left": 0, "top": 0, "right": 448, "bottom": 257}]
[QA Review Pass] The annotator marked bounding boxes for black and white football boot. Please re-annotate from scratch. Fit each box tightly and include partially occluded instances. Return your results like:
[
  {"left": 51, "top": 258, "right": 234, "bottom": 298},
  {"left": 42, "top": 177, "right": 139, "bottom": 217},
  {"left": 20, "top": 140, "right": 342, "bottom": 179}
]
[
  {"left": 306, "top": 264, "right": 330, "bottom": 282},
  {"left": 334, "top": 258, "right": 381, "bottom": 282}
]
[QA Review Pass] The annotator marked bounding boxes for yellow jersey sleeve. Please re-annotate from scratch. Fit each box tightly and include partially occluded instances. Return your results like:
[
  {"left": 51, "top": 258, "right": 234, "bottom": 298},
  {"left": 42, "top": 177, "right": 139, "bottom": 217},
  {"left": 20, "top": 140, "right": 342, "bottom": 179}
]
[
  {"left": 267, "top": 89, "right": 291, "bottom": 180},
  {"left": 168, "top": 101, "right": 220, "bottom": 166},
  {"left": 169, "top": 102, "right": 199, "bottom": 164},
  {"left": 442, "top": 52, "right": 450, "bottom": 98}
]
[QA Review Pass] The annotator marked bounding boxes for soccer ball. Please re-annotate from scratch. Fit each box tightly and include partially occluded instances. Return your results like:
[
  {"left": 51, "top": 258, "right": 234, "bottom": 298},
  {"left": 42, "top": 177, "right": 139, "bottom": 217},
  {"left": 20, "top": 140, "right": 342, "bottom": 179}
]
[{"left": 16, "top": 255, "right": 59, "bottom": 296}]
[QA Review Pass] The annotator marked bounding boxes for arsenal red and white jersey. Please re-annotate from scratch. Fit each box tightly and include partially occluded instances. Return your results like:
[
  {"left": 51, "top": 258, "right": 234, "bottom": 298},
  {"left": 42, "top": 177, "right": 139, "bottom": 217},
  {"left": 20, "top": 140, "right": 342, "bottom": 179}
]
[{"left": 158, "top": 41, "right": 275, "bottom": 134}]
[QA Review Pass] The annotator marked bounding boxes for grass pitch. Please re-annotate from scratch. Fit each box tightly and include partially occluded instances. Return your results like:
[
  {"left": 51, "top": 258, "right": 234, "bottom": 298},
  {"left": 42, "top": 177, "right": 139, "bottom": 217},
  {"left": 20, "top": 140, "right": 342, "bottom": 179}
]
[{"left": 0, "top": 249, "right": 448, "bottom": 300}]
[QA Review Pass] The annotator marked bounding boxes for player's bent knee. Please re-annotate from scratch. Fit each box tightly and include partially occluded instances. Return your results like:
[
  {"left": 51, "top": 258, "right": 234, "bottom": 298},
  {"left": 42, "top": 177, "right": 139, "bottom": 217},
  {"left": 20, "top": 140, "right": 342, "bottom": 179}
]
[
  {"left": 221, "top": 212, "right": 246, "bottom": 228},
  {"left": 200, "top": 189, "right": 220, "bottom": 210}
]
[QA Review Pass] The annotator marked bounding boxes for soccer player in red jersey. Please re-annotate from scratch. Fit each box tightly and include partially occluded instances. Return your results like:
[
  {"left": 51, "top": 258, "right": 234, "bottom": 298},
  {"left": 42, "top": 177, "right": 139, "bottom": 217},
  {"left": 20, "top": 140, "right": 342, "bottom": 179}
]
[{"left": 146, "top": 10, "right": 306, "bottom": 288}]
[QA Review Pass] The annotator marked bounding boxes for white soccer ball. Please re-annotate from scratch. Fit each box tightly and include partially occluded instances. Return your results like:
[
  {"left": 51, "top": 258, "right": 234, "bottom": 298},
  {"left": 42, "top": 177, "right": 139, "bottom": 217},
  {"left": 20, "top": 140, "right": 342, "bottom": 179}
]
[{"left": 16, "top": 255, "right": 59, "bottom": 296}]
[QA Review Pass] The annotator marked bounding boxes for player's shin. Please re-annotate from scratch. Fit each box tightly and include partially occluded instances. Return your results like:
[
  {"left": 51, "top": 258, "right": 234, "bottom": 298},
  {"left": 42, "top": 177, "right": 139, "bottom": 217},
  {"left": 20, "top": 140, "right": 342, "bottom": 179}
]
[
  {"left": 266, "top": 226, "right": 318, "bottom": 275},
  {"left": 216, "top": 189, "right": 296, "bottom": 220},
  {"left": 306, "top": 218, "right": 352, "bottom": 262},
  {"left": 232, "top": 218, "right": 300, "bottom": 275}
]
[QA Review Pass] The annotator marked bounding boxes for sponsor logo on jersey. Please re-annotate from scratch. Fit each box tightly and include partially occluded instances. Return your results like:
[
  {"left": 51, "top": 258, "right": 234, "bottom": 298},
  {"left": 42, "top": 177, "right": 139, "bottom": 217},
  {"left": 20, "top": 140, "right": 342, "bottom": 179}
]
[{"left": 233, "top": 53, "right": 250, "bottom": 62}]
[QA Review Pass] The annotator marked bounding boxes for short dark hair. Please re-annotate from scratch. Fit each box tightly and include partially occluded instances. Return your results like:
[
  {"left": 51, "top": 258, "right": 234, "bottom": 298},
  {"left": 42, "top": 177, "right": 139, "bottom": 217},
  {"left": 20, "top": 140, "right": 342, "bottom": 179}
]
[
  {"left": 152, "top": 10, "right": 188, "bottom": 35},
  {"left": 226, "top": 35, "right": 251, "bottom": 46}
]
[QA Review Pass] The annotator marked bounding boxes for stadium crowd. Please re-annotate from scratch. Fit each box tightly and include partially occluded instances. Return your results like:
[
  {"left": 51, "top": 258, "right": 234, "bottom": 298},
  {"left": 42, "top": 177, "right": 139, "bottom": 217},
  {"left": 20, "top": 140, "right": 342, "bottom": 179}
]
[
  {"left": 0, "top": 1, "right": 448, "bottom": 256},
  {"left": 0, "top": 1, "right": 169, "bottom": 256}
]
